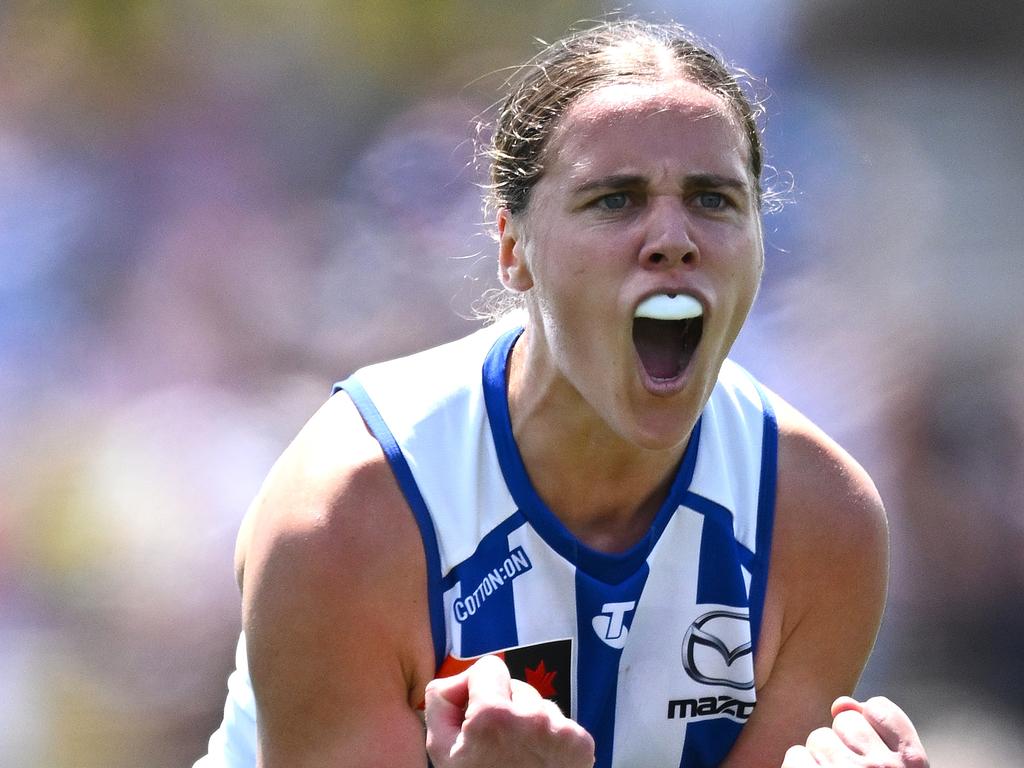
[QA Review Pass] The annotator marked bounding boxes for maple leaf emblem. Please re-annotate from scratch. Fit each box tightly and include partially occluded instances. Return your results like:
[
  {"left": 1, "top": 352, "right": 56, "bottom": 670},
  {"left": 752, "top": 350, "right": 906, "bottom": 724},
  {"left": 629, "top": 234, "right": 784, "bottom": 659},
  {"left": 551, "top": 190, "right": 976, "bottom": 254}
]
[{"left": 524, "top": 660, "right": 557, "bottom": 699}]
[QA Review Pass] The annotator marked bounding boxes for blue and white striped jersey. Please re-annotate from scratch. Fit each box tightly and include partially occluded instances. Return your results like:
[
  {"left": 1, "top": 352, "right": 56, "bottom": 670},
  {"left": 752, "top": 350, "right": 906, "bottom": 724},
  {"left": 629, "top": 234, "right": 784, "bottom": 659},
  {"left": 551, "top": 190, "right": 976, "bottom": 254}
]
[
  {"left": 339, "top": 323, "right": 778, "bottom": 768},
  {"left": 196, "top": 321, "right": 777, "bottom": 768}
]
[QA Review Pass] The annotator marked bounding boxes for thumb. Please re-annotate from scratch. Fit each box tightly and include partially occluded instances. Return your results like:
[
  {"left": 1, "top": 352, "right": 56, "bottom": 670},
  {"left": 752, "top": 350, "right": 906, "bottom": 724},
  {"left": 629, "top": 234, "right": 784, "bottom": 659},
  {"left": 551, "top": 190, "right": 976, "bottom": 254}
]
[
  {"left": 830, "top": 695, "right": 863, "bottom": 719},
  {"left": 831, "top": 696, "right": 925, "bottom": 758}
]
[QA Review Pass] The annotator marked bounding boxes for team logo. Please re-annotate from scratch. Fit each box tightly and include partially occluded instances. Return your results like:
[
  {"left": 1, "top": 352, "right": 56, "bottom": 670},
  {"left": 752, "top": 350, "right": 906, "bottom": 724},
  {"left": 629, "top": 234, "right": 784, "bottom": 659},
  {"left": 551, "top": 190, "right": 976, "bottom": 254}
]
[
  {"left": 435, "top": 638, "right": 573, "bottom": 715},
  {"left": 592, "top": 601, "right": 636, "bottom": 649},
  {"left": 681, "top": 609, "right": 754, "bottom": 690}
]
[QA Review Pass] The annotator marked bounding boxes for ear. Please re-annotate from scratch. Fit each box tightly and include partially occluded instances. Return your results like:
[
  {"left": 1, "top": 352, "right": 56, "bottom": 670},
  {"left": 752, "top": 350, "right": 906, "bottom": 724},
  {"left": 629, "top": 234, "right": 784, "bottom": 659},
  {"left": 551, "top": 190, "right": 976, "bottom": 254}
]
[{"left": 497, "top": 208, "right": 534, "bottom": 292}]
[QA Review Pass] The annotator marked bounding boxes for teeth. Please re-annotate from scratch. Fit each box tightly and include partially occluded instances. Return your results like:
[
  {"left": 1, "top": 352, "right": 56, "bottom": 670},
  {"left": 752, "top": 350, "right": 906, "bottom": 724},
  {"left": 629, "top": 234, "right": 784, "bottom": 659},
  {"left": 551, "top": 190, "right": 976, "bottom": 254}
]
[{"left": 634, "top": 293, "right": 702, "bottom": 320}]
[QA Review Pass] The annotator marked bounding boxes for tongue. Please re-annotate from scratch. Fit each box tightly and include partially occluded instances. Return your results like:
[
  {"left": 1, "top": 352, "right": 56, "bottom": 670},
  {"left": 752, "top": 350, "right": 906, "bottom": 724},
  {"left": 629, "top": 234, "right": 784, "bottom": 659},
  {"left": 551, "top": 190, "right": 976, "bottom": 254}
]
[{"left": 633, "top": 318, "right": 683, "bottom": 379}]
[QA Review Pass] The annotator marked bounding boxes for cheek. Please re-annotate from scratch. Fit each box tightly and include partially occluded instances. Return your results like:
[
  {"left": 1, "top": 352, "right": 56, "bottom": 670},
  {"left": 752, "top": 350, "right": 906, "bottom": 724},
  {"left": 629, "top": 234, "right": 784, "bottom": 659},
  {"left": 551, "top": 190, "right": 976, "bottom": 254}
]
[
  {"left": 525, "top": 237, "right": 594, "bottom": 307},
  {"left": 728, "top": 232, "right": 764, "bottom": 285},
  {"left": 570, "top": 261, "right": 590, "bottom": 279},
  {"left": 716, "top": 244, "right": 763, "bottom": 327}
]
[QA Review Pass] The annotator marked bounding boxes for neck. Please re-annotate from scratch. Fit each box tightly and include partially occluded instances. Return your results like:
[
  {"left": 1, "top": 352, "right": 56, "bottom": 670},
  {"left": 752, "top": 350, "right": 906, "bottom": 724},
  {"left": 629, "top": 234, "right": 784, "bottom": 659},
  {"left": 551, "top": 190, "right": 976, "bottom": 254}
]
[{"left": 507, "top": 328, "right": 696, "bottom": 554}]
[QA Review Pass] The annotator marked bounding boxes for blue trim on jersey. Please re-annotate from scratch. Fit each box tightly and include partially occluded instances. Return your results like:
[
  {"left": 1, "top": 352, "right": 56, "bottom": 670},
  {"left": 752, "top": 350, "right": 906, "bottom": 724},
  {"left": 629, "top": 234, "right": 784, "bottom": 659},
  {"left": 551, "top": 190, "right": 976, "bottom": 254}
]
[
  {"left": 482, "top": 327, "right": 703, "bottom": 585},
  {"left": 574, "top": 564, "right": 651, "bottom": 768},
  {"left": 333, "top": 379, "right": 447, "bottom": 670},
  {"left": 734, "top": 541, "right": 756, "bottom": 570},
  {"left": 748, "top": 381, "right": 778, "bottom": 660}
]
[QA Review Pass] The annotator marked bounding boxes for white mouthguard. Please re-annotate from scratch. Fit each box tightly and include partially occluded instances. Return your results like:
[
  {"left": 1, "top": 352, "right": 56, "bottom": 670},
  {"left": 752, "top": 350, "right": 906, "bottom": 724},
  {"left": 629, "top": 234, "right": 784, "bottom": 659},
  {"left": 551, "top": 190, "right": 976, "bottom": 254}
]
[{"left": 634, "top": 294, "right": 703, "bottom": 321}]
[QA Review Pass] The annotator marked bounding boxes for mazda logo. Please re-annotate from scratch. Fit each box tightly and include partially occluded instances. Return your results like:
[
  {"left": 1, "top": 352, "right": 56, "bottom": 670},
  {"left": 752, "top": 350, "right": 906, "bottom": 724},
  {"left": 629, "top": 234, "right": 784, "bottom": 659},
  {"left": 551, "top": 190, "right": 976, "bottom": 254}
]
[{"left": 681, "top": 610, "right": 754, "bottom": 690}]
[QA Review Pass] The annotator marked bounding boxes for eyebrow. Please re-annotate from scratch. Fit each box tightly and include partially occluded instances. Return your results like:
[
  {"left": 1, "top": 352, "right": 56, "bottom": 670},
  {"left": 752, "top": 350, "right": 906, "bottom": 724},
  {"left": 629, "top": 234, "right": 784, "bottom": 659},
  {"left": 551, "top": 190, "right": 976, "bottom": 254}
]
[
  {"left": 571, "top": 174, "right": 646, "bottom": 195},
  {"left": 571, "top": 172, "right": 750, "bottom": 196}
]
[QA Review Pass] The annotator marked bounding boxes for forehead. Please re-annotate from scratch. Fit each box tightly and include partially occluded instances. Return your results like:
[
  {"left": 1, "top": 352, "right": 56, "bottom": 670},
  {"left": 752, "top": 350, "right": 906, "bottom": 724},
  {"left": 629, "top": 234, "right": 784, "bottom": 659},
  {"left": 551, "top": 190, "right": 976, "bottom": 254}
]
[{"left": 544, "top": 79, "right": 751, "bottom": 185}]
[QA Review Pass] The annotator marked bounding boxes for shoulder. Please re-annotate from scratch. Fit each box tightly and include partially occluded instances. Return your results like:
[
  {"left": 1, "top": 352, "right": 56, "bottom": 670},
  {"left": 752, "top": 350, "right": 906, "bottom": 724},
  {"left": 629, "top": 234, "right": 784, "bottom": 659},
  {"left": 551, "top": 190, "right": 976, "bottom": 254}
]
[
  {"left": 772, "top": 394, "right": 888, "bottom": 591},
  {"left": 235, "top": 391, "right": 410, "bottom": 591},
  {"left": 235, "top": 391, "right": 436, "bottom": 763}
]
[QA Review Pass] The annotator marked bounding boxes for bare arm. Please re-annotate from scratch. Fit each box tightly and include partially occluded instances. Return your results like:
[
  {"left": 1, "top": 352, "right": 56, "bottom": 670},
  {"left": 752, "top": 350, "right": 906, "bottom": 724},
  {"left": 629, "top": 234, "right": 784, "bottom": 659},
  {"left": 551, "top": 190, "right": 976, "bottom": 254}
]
[
  {"left": 236, "top": 393, "right": 436, "bottom": 767},
  {"left": 721, "top": 397, "right": 891, "bottom": 767}
]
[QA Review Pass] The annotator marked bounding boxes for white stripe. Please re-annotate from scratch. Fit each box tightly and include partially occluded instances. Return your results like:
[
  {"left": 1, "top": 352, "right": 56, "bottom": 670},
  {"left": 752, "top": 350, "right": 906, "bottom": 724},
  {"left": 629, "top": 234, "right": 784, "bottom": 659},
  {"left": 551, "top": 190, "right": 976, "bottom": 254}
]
[
  {"left": 506, "top": 524, "right": 579, "bottom": 718},
  {"left": 612, "top": 506, "right": 705, "bottom": 767}
]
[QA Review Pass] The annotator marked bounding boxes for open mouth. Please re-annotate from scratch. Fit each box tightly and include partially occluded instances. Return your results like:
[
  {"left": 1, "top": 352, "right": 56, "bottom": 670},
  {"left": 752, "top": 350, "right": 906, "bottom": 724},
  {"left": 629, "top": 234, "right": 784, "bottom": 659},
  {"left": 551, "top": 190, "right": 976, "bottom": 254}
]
[{"left": 632, "top": 294, "right": 704, "bottom": 382}]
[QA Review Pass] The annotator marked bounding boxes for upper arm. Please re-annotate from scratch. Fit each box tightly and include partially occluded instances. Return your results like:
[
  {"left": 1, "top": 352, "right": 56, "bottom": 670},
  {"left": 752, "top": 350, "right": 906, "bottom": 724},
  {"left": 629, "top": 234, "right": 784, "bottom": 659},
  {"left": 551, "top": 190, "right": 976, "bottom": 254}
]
[
  {"left": 238, "top": 393, "right": 435, "bottom": 768},
  {"left": 722, "top": 398, "right": 889, "bottom": 767}
]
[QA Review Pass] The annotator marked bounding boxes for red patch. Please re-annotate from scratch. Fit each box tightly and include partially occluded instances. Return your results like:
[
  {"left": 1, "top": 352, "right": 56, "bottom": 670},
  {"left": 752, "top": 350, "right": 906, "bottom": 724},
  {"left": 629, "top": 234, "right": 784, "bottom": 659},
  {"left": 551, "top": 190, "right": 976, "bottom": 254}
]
[
  {"left": 424, "top": 639, "right": 573, "bottom": 715},
  {"left": 524, "top": 660, "right": 558, "bottom": 699}
]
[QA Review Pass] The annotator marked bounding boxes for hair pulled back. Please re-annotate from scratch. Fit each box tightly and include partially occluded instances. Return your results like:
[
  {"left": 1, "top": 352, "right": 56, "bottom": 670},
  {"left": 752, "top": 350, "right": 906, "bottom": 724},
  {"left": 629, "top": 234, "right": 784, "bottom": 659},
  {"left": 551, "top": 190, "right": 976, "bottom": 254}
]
[{"left": 486, "top": 19, "right": 765, "bottom": 216}]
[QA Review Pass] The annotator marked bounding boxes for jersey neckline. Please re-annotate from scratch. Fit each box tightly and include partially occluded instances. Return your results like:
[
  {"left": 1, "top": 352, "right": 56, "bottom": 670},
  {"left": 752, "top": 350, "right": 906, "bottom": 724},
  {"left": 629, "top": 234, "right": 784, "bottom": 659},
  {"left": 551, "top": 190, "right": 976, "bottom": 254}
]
[{"left": 481, "top": 326, "right": 702, "bottom": 585}]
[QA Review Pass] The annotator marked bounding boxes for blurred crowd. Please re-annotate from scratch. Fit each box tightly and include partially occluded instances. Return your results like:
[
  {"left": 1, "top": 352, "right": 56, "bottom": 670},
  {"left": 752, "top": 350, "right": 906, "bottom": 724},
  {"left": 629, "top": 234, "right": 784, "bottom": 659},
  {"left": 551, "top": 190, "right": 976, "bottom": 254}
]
[{"left": 2, "top": 2, "right": 1022, "bottom": 766}]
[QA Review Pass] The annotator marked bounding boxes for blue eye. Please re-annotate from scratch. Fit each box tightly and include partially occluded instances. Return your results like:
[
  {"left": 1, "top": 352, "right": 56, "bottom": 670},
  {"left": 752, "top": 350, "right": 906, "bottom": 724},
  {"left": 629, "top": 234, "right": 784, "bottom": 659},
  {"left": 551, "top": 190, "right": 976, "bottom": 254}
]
[
  {"left": 598, "top": 192, "right": 629, "bottom": 210},
  {"left": 697, "top": 192, "right": 726, "bottom": 209}
]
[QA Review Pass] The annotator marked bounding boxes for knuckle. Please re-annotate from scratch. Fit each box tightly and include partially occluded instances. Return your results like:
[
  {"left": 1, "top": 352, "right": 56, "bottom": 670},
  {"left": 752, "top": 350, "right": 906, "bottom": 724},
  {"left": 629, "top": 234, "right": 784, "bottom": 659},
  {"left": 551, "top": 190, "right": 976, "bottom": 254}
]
[
  {"left": 464, "top": 701, "right": 516, "bottom": 736},
  {"left": 805, "top": 725, "right": 835, "bottom": 747},
  {"left": 556, "top": 724, "right": 596, "bottom": 766},
  {"left": 510, "top": 678, "right": 542, "bottom": 700},
  {"left": 548, "top": 715, "right": 580, "bottom": 739},
  {"left": 781, "top": 745, "right": 809, "bottom": 767},
  {"left": 901, "top": 746, "right": 930, "bottom": 768},
  {"left": 521, "top": 707, "right": 559, "bottom": 734}
]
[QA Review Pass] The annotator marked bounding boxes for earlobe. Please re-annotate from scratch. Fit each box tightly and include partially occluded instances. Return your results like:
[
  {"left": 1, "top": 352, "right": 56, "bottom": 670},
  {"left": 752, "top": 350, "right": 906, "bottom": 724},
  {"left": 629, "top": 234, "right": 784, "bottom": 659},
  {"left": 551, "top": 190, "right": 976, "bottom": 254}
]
[{"left": 497, "top": 208, "right": 534, "bottom": 292}]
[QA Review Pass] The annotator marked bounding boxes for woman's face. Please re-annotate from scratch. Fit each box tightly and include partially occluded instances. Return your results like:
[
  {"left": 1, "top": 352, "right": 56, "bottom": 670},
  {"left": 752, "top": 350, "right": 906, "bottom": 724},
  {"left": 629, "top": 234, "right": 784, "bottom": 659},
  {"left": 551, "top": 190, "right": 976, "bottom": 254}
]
[{"left": 499, "top": 78, "right": 764, "bottom": 450}]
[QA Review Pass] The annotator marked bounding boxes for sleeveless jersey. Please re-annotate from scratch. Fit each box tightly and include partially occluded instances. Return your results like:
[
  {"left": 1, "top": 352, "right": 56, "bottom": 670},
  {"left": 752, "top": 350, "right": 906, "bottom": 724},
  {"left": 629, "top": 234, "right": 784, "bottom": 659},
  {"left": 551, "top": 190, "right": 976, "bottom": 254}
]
[{"left": 195, "top": 322, "right": 778, "bottom": 768}]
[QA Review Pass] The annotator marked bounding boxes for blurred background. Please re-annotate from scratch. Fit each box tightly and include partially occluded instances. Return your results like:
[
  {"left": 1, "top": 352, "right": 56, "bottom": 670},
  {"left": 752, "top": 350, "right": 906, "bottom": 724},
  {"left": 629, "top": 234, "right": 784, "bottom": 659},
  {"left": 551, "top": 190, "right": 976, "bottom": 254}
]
[{"left": 2, "top": 1, "right": 1022, "bottom": 765}]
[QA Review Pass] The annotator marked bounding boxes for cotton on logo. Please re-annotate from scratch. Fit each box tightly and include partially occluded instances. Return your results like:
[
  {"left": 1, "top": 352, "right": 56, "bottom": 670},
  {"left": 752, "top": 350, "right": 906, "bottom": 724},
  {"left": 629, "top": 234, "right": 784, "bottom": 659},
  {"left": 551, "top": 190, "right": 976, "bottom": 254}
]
[{"left": 592, "top": 601, "right": 636, "bottom": 649}]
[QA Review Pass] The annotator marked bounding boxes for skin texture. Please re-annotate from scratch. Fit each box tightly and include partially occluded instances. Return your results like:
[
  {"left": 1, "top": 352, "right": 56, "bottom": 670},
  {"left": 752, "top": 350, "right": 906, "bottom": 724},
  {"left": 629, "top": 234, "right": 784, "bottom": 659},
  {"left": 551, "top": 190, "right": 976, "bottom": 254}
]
[{"left": 233, "top": 77, "right": 928, "bottom": 768}]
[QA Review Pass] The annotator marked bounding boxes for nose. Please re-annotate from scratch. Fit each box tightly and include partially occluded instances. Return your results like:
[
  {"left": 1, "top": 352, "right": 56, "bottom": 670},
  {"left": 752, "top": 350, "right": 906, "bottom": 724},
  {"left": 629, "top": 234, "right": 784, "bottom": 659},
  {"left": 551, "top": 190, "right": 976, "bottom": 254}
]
[{"left": 638, "top": 197, "right": 699, "bottom": 269}]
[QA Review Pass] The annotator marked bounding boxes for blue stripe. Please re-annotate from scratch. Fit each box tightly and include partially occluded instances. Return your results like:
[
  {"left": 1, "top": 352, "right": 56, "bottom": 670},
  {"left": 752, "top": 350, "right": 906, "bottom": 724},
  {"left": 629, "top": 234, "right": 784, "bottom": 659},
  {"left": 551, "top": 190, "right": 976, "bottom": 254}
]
[
  {"left": 440, "top": 512, "right": 527, "bottom": 591},
  {"left": 679, "top": 492, "right": 735, "bottom": 530},
  {"left": 695, "top": 506, "right": 749, "bottom": 608},
  {"left": 679, "top": 718, "right": 744, "bottom": 768},
  {"left": 574, "top": 564, "right": 650, "bottom": 768},
  {"left": 482, "top": 326, "right": 703, "bottom": 585},
  {"left": 678, "top": 492, "right": 758, "bottom": 571},
  {"left": 448, "top": 514, "right": 528, "bottom": 656},
  {"left": 748, "top": 381, "right": 778, "bottom": 660},
  {"left": 333, "top": 379, "right": 447, "bottom": 670}
]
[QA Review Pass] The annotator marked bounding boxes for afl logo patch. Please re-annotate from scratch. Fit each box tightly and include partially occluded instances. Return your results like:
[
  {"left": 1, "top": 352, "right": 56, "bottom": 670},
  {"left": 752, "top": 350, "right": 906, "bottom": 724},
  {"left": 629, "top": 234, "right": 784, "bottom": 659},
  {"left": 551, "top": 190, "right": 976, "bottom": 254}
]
[{"left": 681, "top": 610, "right": 754, "bottom": 690}]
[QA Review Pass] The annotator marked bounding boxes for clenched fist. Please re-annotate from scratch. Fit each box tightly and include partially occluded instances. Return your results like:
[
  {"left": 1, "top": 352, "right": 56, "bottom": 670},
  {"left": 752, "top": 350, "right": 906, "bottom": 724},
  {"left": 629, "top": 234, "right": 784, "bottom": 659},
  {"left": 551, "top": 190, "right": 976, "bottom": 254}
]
[
  {"left": 783, "top": 696, "right": 929, "bottom": 768},
  {"left": 424, "top": 655, "right": 595, "bottom": 768}
]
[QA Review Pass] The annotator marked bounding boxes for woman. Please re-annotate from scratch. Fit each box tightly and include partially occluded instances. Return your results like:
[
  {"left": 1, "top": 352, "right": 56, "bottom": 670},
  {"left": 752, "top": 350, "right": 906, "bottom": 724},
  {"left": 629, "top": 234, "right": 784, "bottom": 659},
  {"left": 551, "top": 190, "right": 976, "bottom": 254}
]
[{"left": 198, "top": 19, "right": 928, "bottom": 768}]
